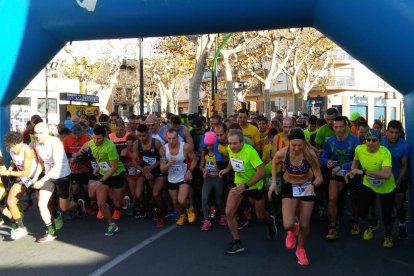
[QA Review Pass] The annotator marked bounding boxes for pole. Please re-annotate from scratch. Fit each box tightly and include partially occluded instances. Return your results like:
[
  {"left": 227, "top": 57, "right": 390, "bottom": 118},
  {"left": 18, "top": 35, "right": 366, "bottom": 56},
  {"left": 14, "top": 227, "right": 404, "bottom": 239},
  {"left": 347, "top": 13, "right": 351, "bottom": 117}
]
[
  {"left": 45, "top": 66, "right": 49, "bottom": 124},
  {"left": 139, "top": 37, "right": 144, "bottom": 115}
]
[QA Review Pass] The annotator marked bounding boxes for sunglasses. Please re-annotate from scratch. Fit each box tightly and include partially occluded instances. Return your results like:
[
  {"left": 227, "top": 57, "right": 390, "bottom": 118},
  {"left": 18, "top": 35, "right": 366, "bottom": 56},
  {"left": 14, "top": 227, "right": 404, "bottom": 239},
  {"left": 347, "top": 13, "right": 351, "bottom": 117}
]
[{"left": 366, "top": 138, "right": 379, "bottom": 142}]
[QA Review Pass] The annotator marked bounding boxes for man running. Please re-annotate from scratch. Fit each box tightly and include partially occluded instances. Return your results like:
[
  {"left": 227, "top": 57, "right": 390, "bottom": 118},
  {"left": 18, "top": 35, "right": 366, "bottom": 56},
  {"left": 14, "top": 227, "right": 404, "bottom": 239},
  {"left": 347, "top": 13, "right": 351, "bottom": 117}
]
[
  {"left": 32, "top": 122, "right": 79, "bottom": 242},
  {"left": 219, "top": 129, "right": 277, "bottom": 255}
]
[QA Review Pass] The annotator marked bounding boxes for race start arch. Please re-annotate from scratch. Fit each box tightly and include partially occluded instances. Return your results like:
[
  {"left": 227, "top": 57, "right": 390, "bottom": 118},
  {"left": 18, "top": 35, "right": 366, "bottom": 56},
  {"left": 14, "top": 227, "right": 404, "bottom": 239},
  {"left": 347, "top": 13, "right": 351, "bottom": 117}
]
[{"left": 1, "top": 0, "right": 414, "bottom": 224}]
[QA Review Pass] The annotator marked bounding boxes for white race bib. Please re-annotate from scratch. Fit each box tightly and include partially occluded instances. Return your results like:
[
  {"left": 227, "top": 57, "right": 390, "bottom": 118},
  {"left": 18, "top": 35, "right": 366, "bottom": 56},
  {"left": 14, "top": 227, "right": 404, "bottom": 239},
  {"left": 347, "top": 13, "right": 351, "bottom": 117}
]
[
  {"left": 127, "top": 167, "right": 137, "bottom": 176},
  {"left": 91, "top": 161, "right": 99, "bottom": 171},
  {"left": 98, "top": 162, "right": 111, "bottom": 171},
  {"left": 336, "top": 170, "right": 348, "bottom": 177},
  {"left": 171, "top": 164, "right": 183, "bottom": 173},
  {"left": 230, "top": 158, "right": 245, "bottom": 173},
  {"left": 20, "top": 177, "right": 33, "bottom": 188},
  {"left": 44, "top": 162, "right": 53, "bottom": 173},
  {"left": 292, "top": 181, "right": 314, "bottom": 197},
  {"left": 367, "top": 177, "right": 385, "bottom": 188},
  {"left": 143, "top": 156, "right": 157, "bottom": 166}
]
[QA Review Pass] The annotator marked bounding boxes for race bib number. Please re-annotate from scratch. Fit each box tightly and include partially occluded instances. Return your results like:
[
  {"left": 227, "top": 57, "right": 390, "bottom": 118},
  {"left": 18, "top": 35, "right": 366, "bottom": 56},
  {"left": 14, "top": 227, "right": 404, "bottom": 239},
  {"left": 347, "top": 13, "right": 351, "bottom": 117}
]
[
  {"left": 170, "top": 164, "right": 183, "bottom": 173},
  {"left": 98, "top": 162, "right": 111, "bottom": 171},
  {"left": 143, "top": 156, "right": 157, "bottom": 166},
  {"left": 292, "top": 181, "right": 314, "bottom": 197},
  {"left": 206, "top": 162, "right": 218, "bottom": 175},
  {"left": 230, "top": 158, "right": 245, "bottom": 173},
  {"left": 127, "top": 167, "right": 137, "bottom": 176},
  {"left": 367, "top": 177, "right": 385, "bottom": 188},
  {"left": 44, "top": 163, "right": 53, "bottom": 173},
  {"left": 20, "top": 177, "right": 33, "bottom": 188},
  {"left": 91, "top": 161, "right": 99, "bottom": 171},
  {"left": 336, "top": 170, "right": 348, "bottom": 177}
]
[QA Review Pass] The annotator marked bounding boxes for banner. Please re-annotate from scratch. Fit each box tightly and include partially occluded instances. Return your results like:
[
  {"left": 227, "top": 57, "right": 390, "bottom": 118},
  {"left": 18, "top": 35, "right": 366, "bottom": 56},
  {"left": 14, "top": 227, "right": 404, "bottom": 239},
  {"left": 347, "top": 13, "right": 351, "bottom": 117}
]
[{"left": 66, "top": 105, "right": 100, "bottom": 120}]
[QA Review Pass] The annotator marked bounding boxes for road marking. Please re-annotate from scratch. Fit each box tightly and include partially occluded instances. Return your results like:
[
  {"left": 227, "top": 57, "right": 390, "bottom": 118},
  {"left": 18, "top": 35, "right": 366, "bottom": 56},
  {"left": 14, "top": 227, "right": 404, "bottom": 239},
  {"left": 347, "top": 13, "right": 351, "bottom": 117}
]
[{"left": 89, "top": 225, "right": 177, "bottom": 276}]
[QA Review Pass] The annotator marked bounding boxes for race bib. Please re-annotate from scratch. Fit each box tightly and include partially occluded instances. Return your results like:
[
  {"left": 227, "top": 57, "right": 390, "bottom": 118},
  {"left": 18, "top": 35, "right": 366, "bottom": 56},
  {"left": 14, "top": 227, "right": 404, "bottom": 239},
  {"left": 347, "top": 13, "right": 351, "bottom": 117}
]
[
  {"left": 230, "top": 158, "right": 245, "bottom": 173},
  {"left": 170, "top": 164, "right": 183, "bottom": 173},
  {"left": 367, "top": 176, "right": 385, "bottom": 188},
  {"left": 44, "top": 163, "right": 53, "bottom": 173},
  {"left": 292, "top": 181, "right": 314, "bottom": 197},
  {"left": 336, "top": 170, "right": 348, "bottom": 177},
  {"left": 91, "top": 161, "right": 99, "bottom": 171},
  {"left": 143, "top": 156, "right": 157, "bottom": 166},
  {"left": 127, "top": 167, "right": 137, "bottom": 176},
  {"left": 20, "top": 177, "right": 33, "bottom": 188},
  {"left": 98, "top": 162, "right": 111, "bottom": 171},
  {"left": 206, "top": 162, "right": 218, "bottom": 175}
]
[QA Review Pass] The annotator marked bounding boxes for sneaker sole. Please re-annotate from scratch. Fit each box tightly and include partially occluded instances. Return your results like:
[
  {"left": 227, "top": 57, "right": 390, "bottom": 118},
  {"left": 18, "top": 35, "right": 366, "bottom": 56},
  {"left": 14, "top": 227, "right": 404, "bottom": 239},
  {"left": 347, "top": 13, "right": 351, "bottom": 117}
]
[
  {"left": 38, "top": 236, "right": 57, "bottom": 243},
  {"left": 225, "top": 248, "right": 245, "bottom": 255},
  {"left": 105, "top": 228, "right": 119, "bottom": 236}
]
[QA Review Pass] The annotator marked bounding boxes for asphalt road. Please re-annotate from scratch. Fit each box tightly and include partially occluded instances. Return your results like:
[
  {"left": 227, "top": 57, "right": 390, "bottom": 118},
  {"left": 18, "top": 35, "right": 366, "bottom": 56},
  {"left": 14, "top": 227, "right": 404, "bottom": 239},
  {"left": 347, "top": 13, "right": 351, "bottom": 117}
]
[{"left": 1, "top": 205, "right": 413, "bottom": 276}]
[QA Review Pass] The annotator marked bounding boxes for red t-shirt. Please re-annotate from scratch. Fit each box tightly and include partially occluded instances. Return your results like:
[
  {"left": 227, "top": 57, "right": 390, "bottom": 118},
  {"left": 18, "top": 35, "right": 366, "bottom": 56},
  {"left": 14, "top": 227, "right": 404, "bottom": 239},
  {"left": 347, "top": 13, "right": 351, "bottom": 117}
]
[{"left": 63, "top": 133, "right": 91, "bottom": 174}]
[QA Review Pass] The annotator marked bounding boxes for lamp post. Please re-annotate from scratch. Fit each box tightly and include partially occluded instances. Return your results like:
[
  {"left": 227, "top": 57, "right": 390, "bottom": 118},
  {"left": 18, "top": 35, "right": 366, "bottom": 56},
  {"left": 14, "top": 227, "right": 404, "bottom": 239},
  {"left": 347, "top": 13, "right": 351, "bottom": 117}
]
[
  {"left": 311, "top": 100, "right": 316, "bottom": 115},
  {"left": 45, "top": 62, "right": 58, "bottom": 124}
]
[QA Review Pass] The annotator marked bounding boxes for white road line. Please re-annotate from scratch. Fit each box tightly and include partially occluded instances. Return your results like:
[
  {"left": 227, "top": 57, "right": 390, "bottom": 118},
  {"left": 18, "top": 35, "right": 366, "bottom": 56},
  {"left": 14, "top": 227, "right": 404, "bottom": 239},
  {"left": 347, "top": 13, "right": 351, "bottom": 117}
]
[{"left": 89, "top": 225, "right": 177, "bottom": 276}]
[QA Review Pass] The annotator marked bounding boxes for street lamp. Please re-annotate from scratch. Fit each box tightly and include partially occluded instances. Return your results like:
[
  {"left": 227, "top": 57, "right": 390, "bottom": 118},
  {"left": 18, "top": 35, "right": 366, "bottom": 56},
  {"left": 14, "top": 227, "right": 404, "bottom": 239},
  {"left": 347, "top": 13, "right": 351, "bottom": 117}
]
[
  {"left": 45, "top": 62, "right": 58, "bottom": 124},
  {"left": 311, "top": 100, "right": 316, "bottom": 115}
]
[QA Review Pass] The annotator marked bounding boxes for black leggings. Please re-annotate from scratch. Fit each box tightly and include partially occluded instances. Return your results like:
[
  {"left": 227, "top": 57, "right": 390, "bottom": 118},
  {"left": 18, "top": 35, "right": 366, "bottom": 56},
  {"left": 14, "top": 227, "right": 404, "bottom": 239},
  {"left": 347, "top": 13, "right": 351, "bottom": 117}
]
[{"left": 358, "top": 185, "right": 395, "bottom": 236}]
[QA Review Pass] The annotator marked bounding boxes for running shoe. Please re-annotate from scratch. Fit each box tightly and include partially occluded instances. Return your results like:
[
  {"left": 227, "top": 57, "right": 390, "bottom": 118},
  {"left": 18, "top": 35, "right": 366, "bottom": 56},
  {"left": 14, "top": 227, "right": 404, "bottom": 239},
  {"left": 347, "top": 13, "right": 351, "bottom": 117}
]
[
  {"left": 11, "top": 227, "right": 28, "bottom": 240},
  {"left": 96, "top": 210, "right": 104, "bottom": 220},
  {"left": 112, "top": 209, "right": 121, "bottom": 220},
  {"left": 383, "top": 236, "right": 393, "bottom": 248},
  {"left": 363, "top": 221, "right": 380, "bottom": 241},
  {"left": 325, "top": 228, "right": 338, "bottom": 241},
  {"left": 54, "top": 211, "right": 63, "bottom": 230},
  {"left": 121, "top": 196, "right": 130, "bottom": 210},
  {"left": 156, "top": 216, "right": 164, "bottom": 227},
  {"left": 219, "top": 215, "right": 227, "bottom": 226},
  {"left": 201, "top": 219, "right": 212, "bottom": 231},
  {"left": 77, "top": 199, "right": 86, "bottom": 217},
  {"left": 176, "top": 215, "right": 187, "bottom": 226},
  {"left": 351, "top": 223, "right": 360, "bottom": 235},
  {"left": 134, "top": 208, "right": 147, "bottom": 219},
  {"left": 22, "top": 200, "right": 33, "bottom": 212},
  {"left": 225, "top": 241, "right": 245, "bottom": 255},
  {"left": 237, "top": 217, "right": 249, "bottom": 230},
  {"left": 398, "top": 225, "right": 408, "bottom": 240},
  {"left": 171, "top": 211, "right": 180, "bottom": 221},
  {"left": 209, "top": 207, "right": 216, "bottom": 219},
  {"left": 267, "top": 215, "right": 277, "bottom": 239},
  {"left": 285, "top": 230, "right": 297, "bottom": 250},
  {"left": 187, "top": 208, "right": 196, "bottom": 223},
  {"left": 105, "top": 223, "right": 119, "bottom": 236},
  {"left": 296, "top": 247, "right": 309, "bottom": 265},
  {"left": 38, "top": 230, "right": 57, "bottom": 243}
]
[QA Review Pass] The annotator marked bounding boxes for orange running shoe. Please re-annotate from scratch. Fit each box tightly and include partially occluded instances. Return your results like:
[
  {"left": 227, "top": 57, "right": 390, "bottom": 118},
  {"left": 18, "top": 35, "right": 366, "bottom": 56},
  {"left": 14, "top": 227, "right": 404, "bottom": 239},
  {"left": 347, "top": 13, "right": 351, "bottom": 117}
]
[{"left": 112, "top": 209, "right": 121, "bottom": 220}]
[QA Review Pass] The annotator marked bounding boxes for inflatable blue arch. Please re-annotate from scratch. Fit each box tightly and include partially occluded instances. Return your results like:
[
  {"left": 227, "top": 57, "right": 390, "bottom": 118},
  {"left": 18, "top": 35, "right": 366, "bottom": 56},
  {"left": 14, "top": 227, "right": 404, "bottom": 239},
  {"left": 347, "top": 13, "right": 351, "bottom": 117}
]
[{"left": 1, "top": 0, "right": 414, "bottom": 231}]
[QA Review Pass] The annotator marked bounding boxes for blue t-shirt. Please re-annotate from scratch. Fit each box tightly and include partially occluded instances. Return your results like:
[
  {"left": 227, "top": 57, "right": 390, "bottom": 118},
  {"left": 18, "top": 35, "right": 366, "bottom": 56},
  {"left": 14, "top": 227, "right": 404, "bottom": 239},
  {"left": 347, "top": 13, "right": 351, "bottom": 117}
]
[
  {"left": 381, "top": 137, "right": 409, "bottom": 180},
  {"left": 199, "top": 134, "right": 222, "bottom": 162},
  {"left": 321, "top": 134, "right": 360, "bottom": 170}
]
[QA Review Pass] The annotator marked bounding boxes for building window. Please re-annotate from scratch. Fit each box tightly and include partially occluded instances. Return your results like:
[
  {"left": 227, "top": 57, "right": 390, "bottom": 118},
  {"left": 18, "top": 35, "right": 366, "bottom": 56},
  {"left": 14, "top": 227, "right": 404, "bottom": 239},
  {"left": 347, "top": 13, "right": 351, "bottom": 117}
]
[
  {"left": 390, "top": 107, "right": 396, "bottom": 120},
  {"left": 350, "top": 106, "right": 367, "bottom": 120},
  {"left": 37, "top": 98, "right": 57, "bottom": 114},
  {"left": 374, "top": 106, "right": 386, "bottom": 122}
]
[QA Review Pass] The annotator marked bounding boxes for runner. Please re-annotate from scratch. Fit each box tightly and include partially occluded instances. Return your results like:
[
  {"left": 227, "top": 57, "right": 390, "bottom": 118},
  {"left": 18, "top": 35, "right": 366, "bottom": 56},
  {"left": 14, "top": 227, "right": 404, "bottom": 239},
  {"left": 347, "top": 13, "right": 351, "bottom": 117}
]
[
  {"left": 321, "top": 116, "right": 360, "bottom": 240},
  {"left": 381, "top": 120, "right": 409, "bottom": 239},
  {"left": 237, "top": 108, "right": 261, "bottom": 150},
  {"left": 79, "top": 125, "right": 126, "bottom": 236},
  {"left": 135, "top": 125, "right": 165, "bottom": 226},
  {"left": 32, "top": 122, "right": 79, "bottom": 243},
  {"left": 0, "top": 132, "right": 42, "bottom": 240},
  {"left": 345, "top": 129, "right": 396, "bottom": 248},
  {"left": 160, "top": 128, "right": 198, "bottom": 226},
  {"left": 269, "top": 127, "right": 322, "bottom": 265},
  {"left": 219, "top": 129, "right": 277, "bottom": 255}
]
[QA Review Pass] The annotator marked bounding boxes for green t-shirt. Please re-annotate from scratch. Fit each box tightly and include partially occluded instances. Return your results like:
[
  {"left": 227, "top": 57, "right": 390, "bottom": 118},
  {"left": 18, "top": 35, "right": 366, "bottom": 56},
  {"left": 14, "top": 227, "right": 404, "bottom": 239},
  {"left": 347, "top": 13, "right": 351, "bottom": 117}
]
[
  {"left": 304, "top": 129, "right": 317, "bottom": 141},
  {"left": 227, "top": 143, "right": 263, "bottom": 190},
  {"left": 354, "top": 144, "right": 395, "bottom": 194},
  {"left": 88, "top": 138, "right": 125, "bottom": 176},
  {"left": 315, "top": 124, "right": 351, "bottom": 145}
]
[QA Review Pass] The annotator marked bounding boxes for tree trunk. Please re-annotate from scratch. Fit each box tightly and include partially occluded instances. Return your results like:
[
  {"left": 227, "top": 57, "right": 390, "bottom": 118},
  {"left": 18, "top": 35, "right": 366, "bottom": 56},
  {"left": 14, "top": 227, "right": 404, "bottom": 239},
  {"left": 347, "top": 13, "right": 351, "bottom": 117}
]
[
  {"left": 223, "top": 51, "right": 234, "bottom": 117},
  {"left": 263, "top": 79, "right": 271, "bottom": 120},
  {"left": 188, "top": 35, "right": 214, "bottom": 114},
  {"left": 80, "top": 79, "right": 87, "bottom": 94}
]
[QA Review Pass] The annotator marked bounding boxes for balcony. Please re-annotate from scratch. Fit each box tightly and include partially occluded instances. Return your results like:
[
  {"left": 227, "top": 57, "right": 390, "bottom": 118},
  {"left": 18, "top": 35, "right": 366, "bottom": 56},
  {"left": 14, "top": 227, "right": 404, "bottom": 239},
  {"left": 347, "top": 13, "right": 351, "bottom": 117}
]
[
  {"left": 328, "top": 76, "right": 355, "bottom": 86},
  {"left": 329, "top": 51, "right": 355, "bottom": 64}
]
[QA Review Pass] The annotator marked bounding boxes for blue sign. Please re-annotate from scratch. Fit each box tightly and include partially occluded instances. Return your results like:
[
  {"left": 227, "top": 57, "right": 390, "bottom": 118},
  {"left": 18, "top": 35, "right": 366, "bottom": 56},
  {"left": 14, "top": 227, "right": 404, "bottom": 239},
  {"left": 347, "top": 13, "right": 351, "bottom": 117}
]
[{"left": 66, "top": 93, "right": 99, "bottom": 103}]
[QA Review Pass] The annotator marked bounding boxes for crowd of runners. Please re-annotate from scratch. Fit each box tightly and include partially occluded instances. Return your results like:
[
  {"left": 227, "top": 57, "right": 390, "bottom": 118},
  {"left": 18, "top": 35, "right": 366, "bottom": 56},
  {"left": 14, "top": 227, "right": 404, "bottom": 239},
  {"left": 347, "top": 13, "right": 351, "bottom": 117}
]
[{"left": 0, "top": 107, "right": 410, "bottom": 266}]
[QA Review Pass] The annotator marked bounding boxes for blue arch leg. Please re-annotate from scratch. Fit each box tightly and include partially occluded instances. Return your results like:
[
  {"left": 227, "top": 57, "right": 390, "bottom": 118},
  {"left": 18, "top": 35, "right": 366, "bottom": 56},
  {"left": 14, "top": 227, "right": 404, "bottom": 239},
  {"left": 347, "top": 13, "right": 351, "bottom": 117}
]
[{"left": 0, "top": 105, "right": 11, "bottom": 165}]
